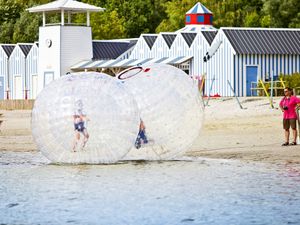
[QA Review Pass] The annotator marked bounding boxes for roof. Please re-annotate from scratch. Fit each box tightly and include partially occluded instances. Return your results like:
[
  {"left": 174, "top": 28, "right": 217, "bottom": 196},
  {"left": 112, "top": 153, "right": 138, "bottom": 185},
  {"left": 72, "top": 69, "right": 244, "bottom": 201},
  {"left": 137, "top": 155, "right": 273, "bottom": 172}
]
[
  {"left": 142, "top": 35, "right": 158, "bottom": 50},
  {"left": 161, "top": 34, "right": 177, "bottom": 48},
  {"left": 1, "top": 45, "right": 16, "bottom": 57},
  {"left": 71, "top": 56, "right": 193, "bottom": 71},
  {"left": 181, "top": 33, "right": 197, "bottom": 47},
  {"left": 92, "top": 40, "right": 137, "bottom": 60},
  {"left": 186, "top": 2, "right": 212, "bottom": 14},
  {"left": 19, "top": 44, "right": 33, "bottom": 56},
  {"left": 27, "top": 0, "right": 104, "bottom": 13},
  {"left": 222, "top": 28, "right": 300, "bottom": 55},
  {"left": 177, "top": 25, "right": 216, "bottom": 32},
  {"left": 202, "top": 31, "right": 217, "bottom": 45}
]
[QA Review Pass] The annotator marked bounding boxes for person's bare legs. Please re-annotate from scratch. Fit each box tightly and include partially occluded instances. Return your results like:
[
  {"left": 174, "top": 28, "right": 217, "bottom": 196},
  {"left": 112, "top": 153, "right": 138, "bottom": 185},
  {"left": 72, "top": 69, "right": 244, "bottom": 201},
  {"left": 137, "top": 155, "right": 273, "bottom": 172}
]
[
  {"left": 292, "top": 128, "right": 297, "bottom": 143},
  {"left": 72, "top": 131, "right": 80, "bottom": 152},
  {"left": 81, "top": 129, "right": 89, "bottom": 149},
  {"left": 285, "top": 129, "right": 290, "bottom": 144}
]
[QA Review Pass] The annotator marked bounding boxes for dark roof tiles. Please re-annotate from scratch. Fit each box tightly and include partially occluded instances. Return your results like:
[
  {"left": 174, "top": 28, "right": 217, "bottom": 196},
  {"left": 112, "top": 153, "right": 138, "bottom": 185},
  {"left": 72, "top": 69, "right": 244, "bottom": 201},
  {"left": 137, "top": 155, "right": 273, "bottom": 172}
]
[
  {"left": 201, "top": 31, "right": 217, "bottom": 45},
  {"left": 142, "top": 35, "right": 158, "bottom": 50},
  {"left": 1, "top": 45, "right": 15, "bottom": 57},
  {"left": 92, "top": 40, "right": 137, "bottom": 60},
  {"left": 162, "top": 34, "right": 177, "bottom": 48},
  {"left": 181, "top": 33, "right": 197, "bottom": 47},
  {"left": 19, "top": 44, "right": 33, "bottom": 56},
  {"left": 223, "top": 29, "right": 300, "bottom": 54}
]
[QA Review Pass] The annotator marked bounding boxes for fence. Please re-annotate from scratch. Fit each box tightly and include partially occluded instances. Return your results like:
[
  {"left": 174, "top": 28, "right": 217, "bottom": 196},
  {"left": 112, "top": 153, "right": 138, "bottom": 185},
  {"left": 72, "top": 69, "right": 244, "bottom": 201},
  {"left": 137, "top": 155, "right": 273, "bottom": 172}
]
[{"left": 0, "top": 100, "right": 34, "bottom": 110}]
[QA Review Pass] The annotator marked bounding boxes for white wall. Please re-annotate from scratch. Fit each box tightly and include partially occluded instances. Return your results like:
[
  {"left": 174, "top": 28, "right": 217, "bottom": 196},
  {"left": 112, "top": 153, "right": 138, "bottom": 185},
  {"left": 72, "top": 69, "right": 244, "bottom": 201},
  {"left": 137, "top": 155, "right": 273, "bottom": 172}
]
[
  {"left": 9, "top": 46, "right": 26, "bottom": 99},
  {"left": 26, "top": 43, "right": 39, "bottom": 99},
  {"left": 0, "top": 48, "right": 8, "bottom": 99},
  {"left": 38, "top": 25, "right": 93, "bottom": 94}
]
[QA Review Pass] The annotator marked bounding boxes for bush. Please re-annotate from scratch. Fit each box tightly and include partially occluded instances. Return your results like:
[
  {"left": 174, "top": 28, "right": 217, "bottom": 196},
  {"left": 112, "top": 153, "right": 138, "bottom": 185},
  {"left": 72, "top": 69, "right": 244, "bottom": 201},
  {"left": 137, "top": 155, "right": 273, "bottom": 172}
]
[{"left": 279, "top": 73, "right": 300, "bottom": 95}]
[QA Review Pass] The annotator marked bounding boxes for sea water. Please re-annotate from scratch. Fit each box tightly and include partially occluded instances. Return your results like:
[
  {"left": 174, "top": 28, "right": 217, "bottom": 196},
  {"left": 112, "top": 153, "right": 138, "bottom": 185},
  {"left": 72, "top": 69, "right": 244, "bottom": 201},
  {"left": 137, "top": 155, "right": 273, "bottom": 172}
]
[{"left": 0, "top": 151, "right": 300, "bottom": 225}]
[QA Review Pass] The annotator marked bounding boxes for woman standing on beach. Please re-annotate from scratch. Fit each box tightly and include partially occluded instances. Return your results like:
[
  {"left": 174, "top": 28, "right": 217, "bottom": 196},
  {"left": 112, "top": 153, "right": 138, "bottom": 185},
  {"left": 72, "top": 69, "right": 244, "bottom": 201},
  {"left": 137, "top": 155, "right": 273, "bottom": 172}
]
[{"left": 279, "top": 87, "right": 300, "bottom": 146}]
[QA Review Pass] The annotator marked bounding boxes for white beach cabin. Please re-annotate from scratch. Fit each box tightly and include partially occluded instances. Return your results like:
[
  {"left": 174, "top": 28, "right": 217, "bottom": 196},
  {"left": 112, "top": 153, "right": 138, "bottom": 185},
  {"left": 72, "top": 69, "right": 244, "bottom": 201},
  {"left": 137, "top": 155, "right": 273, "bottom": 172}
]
[
  {"left": 27, "top": 0, "right": 104, "bottom": 94},
  {"left": 26, "top": 43, "right": 39, "bottom": 99},
  {"left": 0, "top": 44, "right": 15, "bottom": 99},
  {"left": 9, "top": 44, "right": 33, "bottom": 99}
]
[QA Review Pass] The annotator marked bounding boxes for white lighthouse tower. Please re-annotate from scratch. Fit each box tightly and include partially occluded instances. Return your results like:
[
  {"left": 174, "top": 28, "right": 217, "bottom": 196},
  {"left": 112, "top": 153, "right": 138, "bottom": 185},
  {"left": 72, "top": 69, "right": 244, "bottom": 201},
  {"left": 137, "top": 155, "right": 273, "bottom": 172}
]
[{"left": 27, "top": 0, "right": 104, "bottom": 93}]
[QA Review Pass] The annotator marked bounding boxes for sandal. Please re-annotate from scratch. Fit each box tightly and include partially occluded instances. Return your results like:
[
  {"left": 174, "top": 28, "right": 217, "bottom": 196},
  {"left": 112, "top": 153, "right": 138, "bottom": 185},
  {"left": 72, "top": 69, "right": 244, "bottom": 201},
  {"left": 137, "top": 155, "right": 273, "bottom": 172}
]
[
  {"left": 290, "top": 142, "right": 297, "bottom": 146},
  {"left": 282, "top": 142, "right": 289, "bottom": 146}
]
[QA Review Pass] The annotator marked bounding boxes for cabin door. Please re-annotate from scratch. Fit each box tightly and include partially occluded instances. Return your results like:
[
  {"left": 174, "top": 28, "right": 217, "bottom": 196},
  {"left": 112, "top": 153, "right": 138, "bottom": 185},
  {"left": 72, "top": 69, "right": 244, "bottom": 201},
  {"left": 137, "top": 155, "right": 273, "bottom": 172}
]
[
  {"left": 44, "top": 72, "right": 54, "bottom": 87},
  {"left": 31, "top": 74, "right": 38, "bottom": 99},
  {"left": 246, "top": 66, "right": 258, "bottom": 96},
  {"left": 14, "top": 75, "right": 23, "bottom": 99},
  {"left": 0, "top": 76, "right": 4, "bottom": 99}
]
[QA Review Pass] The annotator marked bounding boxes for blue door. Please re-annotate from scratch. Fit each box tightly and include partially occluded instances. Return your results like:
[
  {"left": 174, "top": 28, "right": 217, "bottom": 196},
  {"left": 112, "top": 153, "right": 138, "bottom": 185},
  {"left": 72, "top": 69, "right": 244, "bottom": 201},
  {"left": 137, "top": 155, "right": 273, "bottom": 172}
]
[
  {"left": 0, "top": 76, "right": 4, "bottom": 99},
  {"left": 246, "top": 66, "right": 258, "bottom": 96}
]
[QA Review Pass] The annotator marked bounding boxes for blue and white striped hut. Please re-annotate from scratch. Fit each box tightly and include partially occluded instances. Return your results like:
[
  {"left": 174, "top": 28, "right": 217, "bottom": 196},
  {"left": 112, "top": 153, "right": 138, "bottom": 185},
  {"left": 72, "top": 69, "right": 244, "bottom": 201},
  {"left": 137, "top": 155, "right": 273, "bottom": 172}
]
[
  {"left": 130, "top": 34, "right": 158, "bottom": 59},
  {"left": 71, "top": 2, "right": 217, "bottom": 75},
  {"left": 0, "top": 44, "right": 15, "bottom": 99},
  {"left": 26, "top": 42, "right": 39, "bottom": 99},
  {"left": 205, "top": 27, "right": 300, "bottom": 97},
  {"left": 9, "top": 43, "right": 33, "bottom": 99}
]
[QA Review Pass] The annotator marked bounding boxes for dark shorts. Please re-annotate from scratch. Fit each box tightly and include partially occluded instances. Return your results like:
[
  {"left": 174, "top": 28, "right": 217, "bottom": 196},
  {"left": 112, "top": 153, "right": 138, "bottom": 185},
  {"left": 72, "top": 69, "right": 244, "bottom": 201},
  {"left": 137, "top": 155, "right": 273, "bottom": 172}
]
[
  {"left": 74, "top": 122, "right": 85, "bottom": 132},
  {"left": 283, "top": 119, "right": 297, "bottom": 130}
]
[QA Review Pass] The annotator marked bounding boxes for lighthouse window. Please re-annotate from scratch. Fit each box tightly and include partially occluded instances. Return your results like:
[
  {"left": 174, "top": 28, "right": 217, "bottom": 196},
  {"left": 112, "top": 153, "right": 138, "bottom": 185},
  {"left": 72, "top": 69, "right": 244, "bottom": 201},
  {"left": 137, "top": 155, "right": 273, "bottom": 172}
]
[
  {"left": 186, "top": 15, "right": 191, "bottom": 23},
  {"left": 197, "top": 15, "right": 204, "bottom": 23},
  {"left": 210, "top": 16, "right": 213, "bottom": 24}
]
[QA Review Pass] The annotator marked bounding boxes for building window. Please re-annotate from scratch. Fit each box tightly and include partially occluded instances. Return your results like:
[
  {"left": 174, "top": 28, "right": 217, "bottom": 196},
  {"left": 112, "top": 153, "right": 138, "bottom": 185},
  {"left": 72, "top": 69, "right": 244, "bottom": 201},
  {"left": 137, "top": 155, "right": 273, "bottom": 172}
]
[
  {"left": 186, "top": 15, "right": 191, "bottom": 23},
  {"left": 210, "top": 15, "right": 213, "bottom": 24},
  {"left": 197, "top": 15, "right": 204, "bottom": 23}
]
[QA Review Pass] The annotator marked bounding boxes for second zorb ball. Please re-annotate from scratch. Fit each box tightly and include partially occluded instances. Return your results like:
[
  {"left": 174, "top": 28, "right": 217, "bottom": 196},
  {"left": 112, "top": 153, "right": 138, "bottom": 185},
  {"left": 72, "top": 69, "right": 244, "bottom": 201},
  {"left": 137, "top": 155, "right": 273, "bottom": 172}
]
[
  {"left": 32, "top": 72, "right": 140, "bottom": 164},
  {"left": 118, "top": 64, "right": 204, "bottom": 160}
]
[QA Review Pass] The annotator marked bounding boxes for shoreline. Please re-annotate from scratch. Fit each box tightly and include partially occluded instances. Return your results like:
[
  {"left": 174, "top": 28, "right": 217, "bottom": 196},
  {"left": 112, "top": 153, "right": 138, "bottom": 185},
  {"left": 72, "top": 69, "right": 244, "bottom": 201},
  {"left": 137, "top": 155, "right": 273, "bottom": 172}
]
[{"left": 1, "top": 97, "right": 300, "bottom": 166}]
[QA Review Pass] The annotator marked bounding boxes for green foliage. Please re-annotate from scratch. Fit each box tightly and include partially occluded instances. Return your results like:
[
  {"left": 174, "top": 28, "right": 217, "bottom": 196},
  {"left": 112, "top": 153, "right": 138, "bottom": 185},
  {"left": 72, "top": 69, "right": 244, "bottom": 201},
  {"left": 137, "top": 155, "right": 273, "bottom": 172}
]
[
  {"left": 13, "top": 11, "right": 41, "bottom": 43},
  {"left": 280, "top": 73, "right": 300, "bottom": 94},
  {"left": 0, "top": 0, "right": 299, "bottom": 43}
]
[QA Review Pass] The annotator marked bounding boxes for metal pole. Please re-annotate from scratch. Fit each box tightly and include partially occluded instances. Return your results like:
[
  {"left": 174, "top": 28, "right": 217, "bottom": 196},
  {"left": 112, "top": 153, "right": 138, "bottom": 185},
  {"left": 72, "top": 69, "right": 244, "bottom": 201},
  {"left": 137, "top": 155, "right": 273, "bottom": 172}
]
[
  {"left": 61, "top": 10, "right": 64, "bottom": 26},
  {"left": 205, "top": 76, "right": 215, "bottom": 106},
  {"left": 259, "top": 79, "right": 274, "bottom": 109},
  {"left": 297, "top": 107, "right": 300, "bottom": 143},
  {"left": 227, "top": 80, "right": 243, "bottom": 109},
  {"left": 270, "top": 70, "right": 274, "bottom": 103}
]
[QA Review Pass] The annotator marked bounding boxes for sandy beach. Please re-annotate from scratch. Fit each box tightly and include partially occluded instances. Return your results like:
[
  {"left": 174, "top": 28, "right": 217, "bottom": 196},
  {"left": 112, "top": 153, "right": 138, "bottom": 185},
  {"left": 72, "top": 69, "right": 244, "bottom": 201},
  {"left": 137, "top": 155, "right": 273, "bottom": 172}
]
[{"left": 0, "top": 97, "right": 299, "bottom": 165}]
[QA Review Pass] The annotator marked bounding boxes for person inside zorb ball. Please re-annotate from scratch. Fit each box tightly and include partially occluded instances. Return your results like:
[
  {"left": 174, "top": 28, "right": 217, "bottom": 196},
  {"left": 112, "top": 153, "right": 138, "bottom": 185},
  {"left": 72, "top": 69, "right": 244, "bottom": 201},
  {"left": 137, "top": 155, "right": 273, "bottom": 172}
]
[
  {"left": 118, "top": 63, "right": 204, "bottom": 160},
  {"left": 31, "top": 72, "right": 140, "bottom": 164}
]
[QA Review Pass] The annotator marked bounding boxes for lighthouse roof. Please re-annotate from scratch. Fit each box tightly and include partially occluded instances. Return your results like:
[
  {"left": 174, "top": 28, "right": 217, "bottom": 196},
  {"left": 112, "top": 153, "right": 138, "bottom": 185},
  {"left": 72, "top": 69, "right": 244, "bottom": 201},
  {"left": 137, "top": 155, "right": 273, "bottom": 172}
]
[
  {"left": 186, "top": 2, "right": 212, "bottom": 14},
  {"left": 27, "top": 0, "right": 104, "bottom": 13}
]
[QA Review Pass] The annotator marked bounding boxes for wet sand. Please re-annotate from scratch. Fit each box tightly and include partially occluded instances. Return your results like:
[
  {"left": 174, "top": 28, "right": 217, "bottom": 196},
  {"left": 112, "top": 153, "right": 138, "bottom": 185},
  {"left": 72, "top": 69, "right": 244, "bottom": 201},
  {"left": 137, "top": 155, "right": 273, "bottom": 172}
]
[{"left": 0, "top": 97, "right": 299, "bottom": 165}]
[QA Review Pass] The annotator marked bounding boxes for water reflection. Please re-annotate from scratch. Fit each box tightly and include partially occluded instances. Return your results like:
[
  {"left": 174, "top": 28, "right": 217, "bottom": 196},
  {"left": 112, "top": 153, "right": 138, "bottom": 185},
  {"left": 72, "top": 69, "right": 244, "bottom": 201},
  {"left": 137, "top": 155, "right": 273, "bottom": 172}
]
[{"left": 0, "top": 151, "right": 300, "bottom": 225}]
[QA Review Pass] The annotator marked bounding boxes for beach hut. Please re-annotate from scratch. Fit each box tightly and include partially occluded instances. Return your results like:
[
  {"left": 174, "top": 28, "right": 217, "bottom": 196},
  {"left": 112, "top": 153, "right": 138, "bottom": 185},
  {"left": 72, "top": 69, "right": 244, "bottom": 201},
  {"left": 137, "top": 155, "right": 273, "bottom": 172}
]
[
  {"left": 129, "top": 34, "right": 158, "bottom": 59},
  {"left": 26, "top": 43, "right": 39, "bottom": 99},
  {"left": 9, "top": 43, "right": 33, "bottom": 99},
  {"left": 0, "top": 44, "right": 15, "bottom": 99},
  {"left": 71, "top": 3, "right": 216, "bottom": 76},
  {"left": 27, "top": 0, "right": 104, "bottom": 94},
  {"left": 205, "top": 27, "right": 300, "bottom": 97}
]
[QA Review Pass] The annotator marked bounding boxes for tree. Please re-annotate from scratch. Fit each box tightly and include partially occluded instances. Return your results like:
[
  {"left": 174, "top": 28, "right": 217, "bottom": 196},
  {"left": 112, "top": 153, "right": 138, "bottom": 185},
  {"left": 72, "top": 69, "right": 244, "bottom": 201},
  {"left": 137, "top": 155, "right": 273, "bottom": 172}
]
[
  {"left": 13, "top": 11, "right": 41, "bottom": 43},
  {"left": 262, "top": 0, "right": 300, "bottom": 28}
]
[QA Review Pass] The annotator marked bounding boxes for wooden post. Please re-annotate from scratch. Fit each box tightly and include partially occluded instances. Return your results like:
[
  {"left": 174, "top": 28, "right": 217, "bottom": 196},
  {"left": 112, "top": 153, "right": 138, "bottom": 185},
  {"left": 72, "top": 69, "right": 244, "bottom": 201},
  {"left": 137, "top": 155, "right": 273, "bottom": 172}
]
[
  {"left": 61, "top": 10, "right": 65, "bottom": 26},
  {"left": 259, "top": 79, "right": 274, "bottom": 109},
  {"left": 87, "top": 11, "right": 90, "bottom": 26},
  {"left": 43, "top": 11, "right": 46, "bottom": 26},
  {"left": 227, "top": 80, "right": 243, "bottom": 109}
]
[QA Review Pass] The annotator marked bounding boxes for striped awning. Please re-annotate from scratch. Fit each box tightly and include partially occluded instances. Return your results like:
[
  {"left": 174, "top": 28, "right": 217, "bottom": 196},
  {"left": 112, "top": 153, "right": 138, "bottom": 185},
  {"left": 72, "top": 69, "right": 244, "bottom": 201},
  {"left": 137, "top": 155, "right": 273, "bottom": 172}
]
[{"left": 71, "top": 56, "right": 193, "bottom": 70}]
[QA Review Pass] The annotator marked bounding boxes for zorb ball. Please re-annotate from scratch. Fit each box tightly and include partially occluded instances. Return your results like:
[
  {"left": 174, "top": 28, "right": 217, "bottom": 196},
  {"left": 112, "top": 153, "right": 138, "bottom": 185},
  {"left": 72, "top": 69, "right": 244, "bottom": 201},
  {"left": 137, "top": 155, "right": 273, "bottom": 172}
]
[
  {"left": 118, "top": 64, "right": 204, "bottom": 160},
  {"left": 32, "top": 72, "right": 140, "bottom": 164}
]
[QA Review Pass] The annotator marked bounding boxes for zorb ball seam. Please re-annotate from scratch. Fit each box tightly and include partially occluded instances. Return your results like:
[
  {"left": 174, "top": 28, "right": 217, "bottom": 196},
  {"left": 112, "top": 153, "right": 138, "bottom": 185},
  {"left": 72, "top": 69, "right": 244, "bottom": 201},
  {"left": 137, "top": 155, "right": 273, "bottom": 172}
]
[
  {"left": 32, "top": 72, "right": 140, "bottom": 164},
  {"left": 118, "top": 64, "right": 204, "bottom": 160}
]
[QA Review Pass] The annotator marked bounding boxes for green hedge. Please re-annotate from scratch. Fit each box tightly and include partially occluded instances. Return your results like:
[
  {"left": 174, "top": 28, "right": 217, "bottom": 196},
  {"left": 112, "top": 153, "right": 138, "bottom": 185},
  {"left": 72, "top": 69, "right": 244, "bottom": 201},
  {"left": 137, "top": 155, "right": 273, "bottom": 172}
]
[
  {"left": 257, "top": 73, "right": 300, "bottom": 96},
  {"left": 279, "top": 73, "right": 300, "bottom": 93}
]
